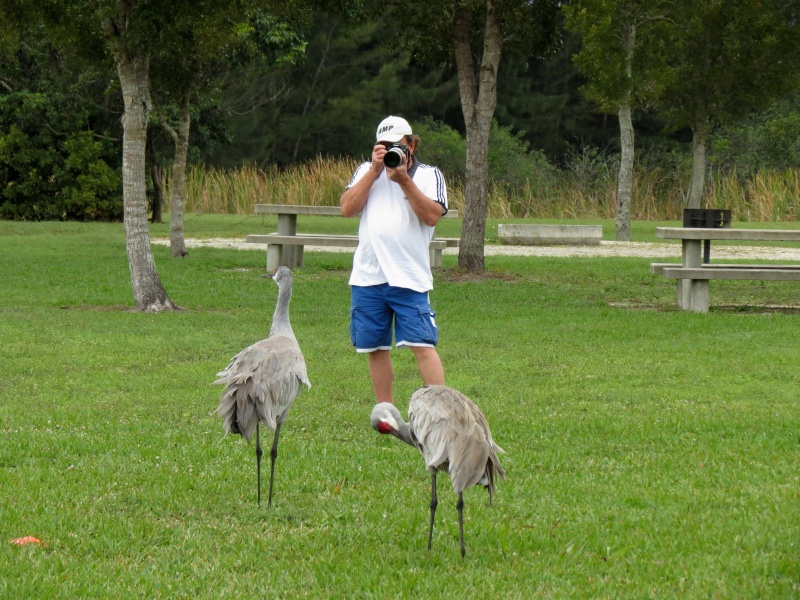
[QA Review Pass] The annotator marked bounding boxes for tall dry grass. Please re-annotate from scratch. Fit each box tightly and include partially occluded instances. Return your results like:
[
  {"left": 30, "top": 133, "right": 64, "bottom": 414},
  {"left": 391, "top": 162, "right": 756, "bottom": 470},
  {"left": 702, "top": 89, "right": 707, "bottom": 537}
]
[
  {"left": 708, "top": 169, "right": 800, "bottom": 222},
  {"left": 183, "top": 156, "right": 800, "bottom": 221},
  {"left": 185, "top": 156, "right": 361, "bottom": 214}
]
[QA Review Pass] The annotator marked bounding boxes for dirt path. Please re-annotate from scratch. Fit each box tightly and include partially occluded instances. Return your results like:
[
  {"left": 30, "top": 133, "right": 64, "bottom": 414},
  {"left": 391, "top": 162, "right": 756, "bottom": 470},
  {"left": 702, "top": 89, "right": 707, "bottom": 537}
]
[{"left": 152, "top": 237, "right": 800, "bottom": 261}]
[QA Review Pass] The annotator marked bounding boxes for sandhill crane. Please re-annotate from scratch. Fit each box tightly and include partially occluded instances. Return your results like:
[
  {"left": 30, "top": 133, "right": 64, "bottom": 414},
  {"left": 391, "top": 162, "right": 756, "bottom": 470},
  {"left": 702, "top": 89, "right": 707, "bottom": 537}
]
[
  {"left": 215, "top": 266, "right": 311, "bottom": 507},
  {"left": 370, "top": 385, "right": 505, "bottom": 557}
]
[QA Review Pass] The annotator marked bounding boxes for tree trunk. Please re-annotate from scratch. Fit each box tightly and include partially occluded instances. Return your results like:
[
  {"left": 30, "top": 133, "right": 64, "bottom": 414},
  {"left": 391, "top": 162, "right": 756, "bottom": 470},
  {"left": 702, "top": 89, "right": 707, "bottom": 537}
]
[
  {"left": 454, "top": 0, "right": 503, "bottom": 274},
  {"left": 150, "top": 164, "right": 164, "bottom": 223},
  {"left": 117, "top": 53, "right": 180, "bottom": 311},
  {"left": 168, "top": 96, "right": 190, "bottom": 258},
  {"left": 616, "top": 102, "right": 634, "bottom": 241},
  {"left": 615, "top": 23, "right": 635, "bottom": 242},
  {"left": 688, "top": 118, "right": 709, "bottom": 209}
]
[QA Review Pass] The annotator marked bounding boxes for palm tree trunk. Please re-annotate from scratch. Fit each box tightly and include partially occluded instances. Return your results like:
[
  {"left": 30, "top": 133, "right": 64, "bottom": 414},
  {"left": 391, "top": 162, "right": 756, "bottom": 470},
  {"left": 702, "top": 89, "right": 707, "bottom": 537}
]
[{"left": 117, "top": 52, "right": 179, "bottom": 311}]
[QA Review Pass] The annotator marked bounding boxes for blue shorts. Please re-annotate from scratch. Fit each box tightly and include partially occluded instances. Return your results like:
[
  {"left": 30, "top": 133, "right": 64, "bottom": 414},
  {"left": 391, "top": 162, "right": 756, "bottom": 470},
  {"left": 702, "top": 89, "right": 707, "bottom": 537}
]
[{"left": 350, "top": 284, "right": 439, "bottom": 352}]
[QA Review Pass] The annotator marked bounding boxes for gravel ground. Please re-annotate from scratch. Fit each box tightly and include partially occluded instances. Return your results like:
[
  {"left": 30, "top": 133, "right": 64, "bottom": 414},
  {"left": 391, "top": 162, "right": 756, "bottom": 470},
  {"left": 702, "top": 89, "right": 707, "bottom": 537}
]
[{"left": 152, "top": 237, "right": 800, "bottom": 261}]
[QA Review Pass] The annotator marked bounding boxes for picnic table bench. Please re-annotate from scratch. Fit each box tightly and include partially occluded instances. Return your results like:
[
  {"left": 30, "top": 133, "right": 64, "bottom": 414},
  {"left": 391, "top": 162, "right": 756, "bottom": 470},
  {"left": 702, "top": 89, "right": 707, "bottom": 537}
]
[
  {"left": 249, "top": 203, "right": 459, "bottom": 270},
  {"left": 651, "top": 227, "right": 800, "bottom": 312}
]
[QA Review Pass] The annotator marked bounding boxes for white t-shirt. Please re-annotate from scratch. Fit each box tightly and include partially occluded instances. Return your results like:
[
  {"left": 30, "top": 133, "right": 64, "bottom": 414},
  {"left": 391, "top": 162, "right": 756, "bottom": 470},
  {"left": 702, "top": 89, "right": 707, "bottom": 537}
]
[{"left": 346, "top": 161, "right": 448, "bottom": 293}]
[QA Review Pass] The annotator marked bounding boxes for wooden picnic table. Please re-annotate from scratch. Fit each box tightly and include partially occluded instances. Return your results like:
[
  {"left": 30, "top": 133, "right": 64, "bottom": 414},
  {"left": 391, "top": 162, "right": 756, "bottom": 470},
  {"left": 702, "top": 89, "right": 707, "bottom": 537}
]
[
  {"left": 254, "top": 204, "right": 344, "bottom": 267},
  {"left": 653, "top": 227, "right": 800, "bottom": 312},
  {"left": 251, "top": 203, "right": 459, "bottom": 271}
]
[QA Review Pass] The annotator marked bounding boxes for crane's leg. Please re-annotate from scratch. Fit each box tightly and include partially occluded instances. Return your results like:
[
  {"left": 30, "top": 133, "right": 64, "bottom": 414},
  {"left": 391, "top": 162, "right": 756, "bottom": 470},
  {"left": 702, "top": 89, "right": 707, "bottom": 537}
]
[
  {"left": 256, "top": 422, "right": 263, "bottom": 506},
  {"left": 428, "top": 470, "right": 438, "bottom": 551},
  {"left": 267, "top": 422, "right": 282, "bottom": 509},
  {"left": 457, "top": 492, "right": 465, "bottom": 558}
]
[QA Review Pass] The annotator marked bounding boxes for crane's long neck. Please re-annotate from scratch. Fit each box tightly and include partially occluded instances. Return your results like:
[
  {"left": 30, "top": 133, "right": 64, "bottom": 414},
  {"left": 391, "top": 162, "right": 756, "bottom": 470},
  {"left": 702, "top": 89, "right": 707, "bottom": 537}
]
[{"left": 269, "top": 284, "right": 294, "bottom": 337}]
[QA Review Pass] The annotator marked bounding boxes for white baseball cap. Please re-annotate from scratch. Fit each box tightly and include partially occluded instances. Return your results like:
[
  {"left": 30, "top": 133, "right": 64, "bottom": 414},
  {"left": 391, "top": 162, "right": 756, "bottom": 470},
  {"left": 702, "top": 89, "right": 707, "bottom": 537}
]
[{"left": 375, "top": 116, "right": 413, "bottom": 142}]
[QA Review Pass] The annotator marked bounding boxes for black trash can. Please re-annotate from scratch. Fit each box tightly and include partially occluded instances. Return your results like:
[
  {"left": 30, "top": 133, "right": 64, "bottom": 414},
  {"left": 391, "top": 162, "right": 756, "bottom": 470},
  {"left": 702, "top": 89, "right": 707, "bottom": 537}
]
[
  {"left": 683, "top": 208, "right": 731, "bottom": 229},
  {"left": 682, "top": 208, "right": 731, "bottom": 262}
]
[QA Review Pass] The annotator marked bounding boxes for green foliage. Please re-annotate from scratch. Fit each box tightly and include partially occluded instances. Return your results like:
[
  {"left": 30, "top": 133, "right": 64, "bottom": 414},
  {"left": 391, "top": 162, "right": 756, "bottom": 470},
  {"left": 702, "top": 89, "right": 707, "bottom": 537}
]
[
  {"left": 212, "top": 13, "right": 460, "bottom": 167},
  {"left": 661, "top": 0, "right": 800, "bottom": 132},
  {"left": 239, "top": 11, "right": 309, "bottom": 67},
  {"left": 5, "top": 0, "right": 800, "bottom": 226},
  {"left": 564, "top": 0, "right": 676, "bottom": 112},
  {"left": 412, "top": 117, "right": 468, "bottom": 178},
  {"left": 386, "top": 0, "right": 559, "bottom": 68},
  {"left": 146, "top": 100, "right": 233, "bottom": 170},
  {"left": 711, "top": 93, "right": 800, "bottom": 178},
  {"left": 414, "top": 117, "right": 557, "bottom": 190},
  {"left": 0, "top": 93, "right": 122, "bottom": 220},
  {"left": 209, "top": 3, "right": 563, "bottom": 167},
  {"left": 58, "top": 133, "right": 122, "bottom": 220},
  {"left": 0, "top": 20, "right": 122, "bottom": 221},
  {"left": 496, "top": 44, "right": 595, "bottom": 162},
  {"left": 487, "top": 122, "right": 558, "bottom": 190}
]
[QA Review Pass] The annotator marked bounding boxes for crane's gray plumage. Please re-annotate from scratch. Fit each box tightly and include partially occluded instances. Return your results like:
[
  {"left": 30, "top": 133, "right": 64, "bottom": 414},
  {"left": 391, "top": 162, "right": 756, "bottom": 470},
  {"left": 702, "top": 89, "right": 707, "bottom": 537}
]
[
  {"left": 370, "top": 385, "right": 505, "bottom": 557},
  {"left": 215, "top": 266, "right": 310, "bottom": 507}
]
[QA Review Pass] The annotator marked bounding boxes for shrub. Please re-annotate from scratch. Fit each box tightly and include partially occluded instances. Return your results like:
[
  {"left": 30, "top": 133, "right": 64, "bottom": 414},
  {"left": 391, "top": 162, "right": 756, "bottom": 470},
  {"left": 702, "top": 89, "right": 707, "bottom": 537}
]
[
  {"left": 0, "top": 92, "right": 121, "bottom": 221},
  {"left": 487, "top": 122, "right": 558, "bottom": 191},
  {"left": 412, "top": 117, "right": 467, "bottom": 180},
  {"left": 711, "top": 93, "right": 800, "bottom": 179},
  {"left": 57, "top": 133, "right": 122, "bottom": 220},
  {"left": 413, "top": 117, "right": 558, "bottom": 189}
]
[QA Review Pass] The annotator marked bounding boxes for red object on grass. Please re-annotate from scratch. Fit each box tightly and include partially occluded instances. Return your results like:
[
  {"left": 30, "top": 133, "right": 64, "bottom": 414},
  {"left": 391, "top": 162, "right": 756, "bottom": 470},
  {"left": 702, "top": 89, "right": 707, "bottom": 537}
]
[{"left": 10, "top": 536, "right": 41, "bottom": 546}]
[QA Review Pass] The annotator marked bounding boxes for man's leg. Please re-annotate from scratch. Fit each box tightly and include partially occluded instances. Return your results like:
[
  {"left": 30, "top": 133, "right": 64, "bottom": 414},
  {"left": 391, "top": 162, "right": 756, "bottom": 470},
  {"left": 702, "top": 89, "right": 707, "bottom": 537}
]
[
  {"left": 368, "top": 349, "right": 394, "bottom": 403},
  {"left": 351, "top": 284, "right": 394, "bottom": 403},
  {"left": 410, "top": 346, "right": 445, "bottom": 386},
  {"left": 389, "top": 286, "right": 445, "bottom": 388}
]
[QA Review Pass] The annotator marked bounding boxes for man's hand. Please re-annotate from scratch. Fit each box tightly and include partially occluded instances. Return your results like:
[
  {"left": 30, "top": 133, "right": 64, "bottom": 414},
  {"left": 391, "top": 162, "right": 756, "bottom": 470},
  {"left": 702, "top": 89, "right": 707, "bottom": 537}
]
[
  {"left": 340, "top": 144, "right": 387, "bottom": 217},
  {"left": 385, "top": 150, "right": 410, "bottom": 185},
  {"left": 370, "top": 144, "right": 388, "bottom": 174}
]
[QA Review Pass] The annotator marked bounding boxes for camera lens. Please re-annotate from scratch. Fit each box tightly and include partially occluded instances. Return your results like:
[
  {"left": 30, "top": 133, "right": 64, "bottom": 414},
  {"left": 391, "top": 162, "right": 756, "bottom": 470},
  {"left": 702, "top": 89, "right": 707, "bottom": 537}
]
[{"left": 384, "top": 148, "right": 403, "bottom": 168}]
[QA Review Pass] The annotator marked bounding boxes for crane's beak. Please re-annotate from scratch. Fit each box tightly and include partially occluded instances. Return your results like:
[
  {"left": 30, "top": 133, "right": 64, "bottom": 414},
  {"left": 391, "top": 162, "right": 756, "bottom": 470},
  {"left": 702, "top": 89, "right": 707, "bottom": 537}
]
[{"left": 260, "top": 273, "right": 274, "bottom": 278}]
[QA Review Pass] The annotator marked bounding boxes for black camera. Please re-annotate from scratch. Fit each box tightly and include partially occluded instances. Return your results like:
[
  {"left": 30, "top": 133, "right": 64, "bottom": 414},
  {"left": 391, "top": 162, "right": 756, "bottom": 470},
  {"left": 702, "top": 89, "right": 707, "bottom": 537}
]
[{"left": 382, "top": 142, "right": 409, "bottom": 168}]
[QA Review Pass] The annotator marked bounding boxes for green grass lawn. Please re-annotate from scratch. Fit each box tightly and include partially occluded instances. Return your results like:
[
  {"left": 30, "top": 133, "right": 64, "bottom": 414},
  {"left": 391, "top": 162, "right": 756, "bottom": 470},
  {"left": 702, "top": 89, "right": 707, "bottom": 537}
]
[{"left": 1, "top": 218, "right": 798, "bottom": 598}]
